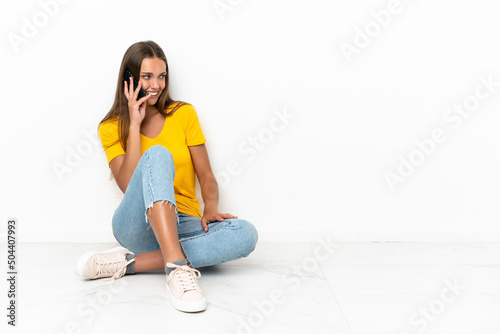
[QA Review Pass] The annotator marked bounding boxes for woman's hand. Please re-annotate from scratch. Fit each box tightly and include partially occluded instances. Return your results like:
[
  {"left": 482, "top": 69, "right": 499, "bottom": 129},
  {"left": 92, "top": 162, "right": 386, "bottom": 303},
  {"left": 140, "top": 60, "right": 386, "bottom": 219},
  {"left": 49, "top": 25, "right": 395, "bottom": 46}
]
[
  {"left": 201, "top": 210, "right": 238, "bottom": 232},
  {"left": 124, "top": 77, "right": 150, "bottom": 127}
]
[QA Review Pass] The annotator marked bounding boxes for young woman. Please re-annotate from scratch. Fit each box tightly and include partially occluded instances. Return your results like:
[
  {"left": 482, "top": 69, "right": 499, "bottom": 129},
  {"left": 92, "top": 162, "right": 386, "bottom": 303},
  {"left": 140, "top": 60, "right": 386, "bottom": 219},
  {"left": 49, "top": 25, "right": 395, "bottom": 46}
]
[{"left": 75, "top": 40, "right": 258, "bottom": 313}]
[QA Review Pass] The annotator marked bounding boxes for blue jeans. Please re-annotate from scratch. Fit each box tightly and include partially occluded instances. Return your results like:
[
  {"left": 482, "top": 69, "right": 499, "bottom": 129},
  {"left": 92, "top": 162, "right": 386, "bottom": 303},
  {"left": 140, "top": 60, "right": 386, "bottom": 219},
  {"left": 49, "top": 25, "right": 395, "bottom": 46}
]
[{"left": 111, "top": 145, "right": 258, "bottom": 269}]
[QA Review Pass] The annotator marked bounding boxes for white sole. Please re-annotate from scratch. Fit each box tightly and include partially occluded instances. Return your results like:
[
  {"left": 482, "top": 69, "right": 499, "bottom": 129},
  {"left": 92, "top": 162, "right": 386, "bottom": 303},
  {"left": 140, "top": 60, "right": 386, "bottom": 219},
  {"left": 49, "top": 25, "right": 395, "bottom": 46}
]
[
  {"left": 165, "top": 284, "right": 206, "bottom": 312},
  {"left": 75, "top": 246, "right": 129, "bottom": 278}
]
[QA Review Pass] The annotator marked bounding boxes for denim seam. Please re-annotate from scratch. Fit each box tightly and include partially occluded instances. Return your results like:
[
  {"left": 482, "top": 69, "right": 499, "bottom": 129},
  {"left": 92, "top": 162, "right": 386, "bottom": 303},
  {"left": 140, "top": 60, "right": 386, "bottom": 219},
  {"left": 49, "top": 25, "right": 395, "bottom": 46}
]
[
  {"left": 143, "top": 148, "right": 180, "bottom": 226},
  {"left": 179, "top": 221, "right": 232, "bottom": 242},
  {"left": 144, "top": 150, "right": 155, "bottom": 228},
  {"left": 147, "top": 150, "right": 155, "bottom": 206}
]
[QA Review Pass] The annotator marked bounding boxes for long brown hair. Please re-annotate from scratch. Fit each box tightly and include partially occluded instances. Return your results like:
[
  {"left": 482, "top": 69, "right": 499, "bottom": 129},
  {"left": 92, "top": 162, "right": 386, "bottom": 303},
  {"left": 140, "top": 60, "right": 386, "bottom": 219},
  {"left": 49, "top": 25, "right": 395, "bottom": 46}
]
[{"left": 99, "top": 40, "right": 188, "bottom": 152}]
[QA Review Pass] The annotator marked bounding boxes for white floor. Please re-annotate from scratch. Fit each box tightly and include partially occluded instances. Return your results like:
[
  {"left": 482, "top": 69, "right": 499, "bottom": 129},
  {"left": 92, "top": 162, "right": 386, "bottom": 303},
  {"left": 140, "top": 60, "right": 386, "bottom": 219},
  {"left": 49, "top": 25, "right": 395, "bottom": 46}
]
[{"left": 6, "top": 242, "right": 500, "bottom": 334}]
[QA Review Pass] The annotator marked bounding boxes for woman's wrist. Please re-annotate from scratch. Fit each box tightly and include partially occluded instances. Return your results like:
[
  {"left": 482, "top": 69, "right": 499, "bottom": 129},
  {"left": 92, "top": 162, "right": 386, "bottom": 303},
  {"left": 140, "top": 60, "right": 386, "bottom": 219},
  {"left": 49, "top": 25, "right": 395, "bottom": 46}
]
[
  {"left": 203, "top": 202, "right": 218, "bottom": 213},
  {"left": 129, "top": 124, "right": 141, "bottom": 133}
]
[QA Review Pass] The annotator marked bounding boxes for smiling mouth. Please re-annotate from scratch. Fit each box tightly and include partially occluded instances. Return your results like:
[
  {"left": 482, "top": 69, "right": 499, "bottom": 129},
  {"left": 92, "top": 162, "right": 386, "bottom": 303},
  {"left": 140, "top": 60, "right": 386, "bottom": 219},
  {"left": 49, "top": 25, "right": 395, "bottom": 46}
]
[{"left": 147, "top": 91, "right": 159, "bottom": 96}]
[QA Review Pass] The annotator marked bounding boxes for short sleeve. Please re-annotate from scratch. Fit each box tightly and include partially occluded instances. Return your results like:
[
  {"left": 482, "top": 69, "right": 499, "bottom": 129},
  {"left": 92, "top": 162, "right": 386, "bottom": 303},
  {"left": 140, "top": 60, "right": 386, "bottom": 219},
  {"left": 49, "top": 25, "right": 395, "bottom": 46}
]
[
  {"left": 98, "top": 120, "right": 125, "bottom": 166},
  {"left": 182, "top": 105, "right": 206, "bottom": 146}
]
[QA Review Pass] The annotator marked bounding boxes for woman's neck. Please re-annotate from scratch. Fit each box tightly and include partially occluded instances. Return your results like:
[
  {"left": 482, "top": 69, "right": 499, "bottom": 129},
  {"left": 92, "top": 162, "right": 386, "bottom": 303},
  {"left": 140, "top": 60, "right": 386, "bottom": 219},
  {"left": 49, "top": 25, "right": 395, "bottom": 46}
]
[{"left": 145, "top": 104, "right": 160, "bottom": 118}]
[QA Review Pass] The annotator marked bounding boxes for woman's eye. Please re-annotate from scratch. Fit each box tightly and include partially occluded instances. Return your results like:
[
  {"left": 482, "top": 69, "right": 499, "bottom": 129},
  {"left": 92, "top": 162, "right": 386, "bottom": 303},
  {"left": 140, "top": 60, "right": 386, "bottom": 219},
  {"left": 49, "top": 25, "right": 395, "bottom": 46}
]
[{"left": 141, "top": 75, "right": 165, "bottom": 79}]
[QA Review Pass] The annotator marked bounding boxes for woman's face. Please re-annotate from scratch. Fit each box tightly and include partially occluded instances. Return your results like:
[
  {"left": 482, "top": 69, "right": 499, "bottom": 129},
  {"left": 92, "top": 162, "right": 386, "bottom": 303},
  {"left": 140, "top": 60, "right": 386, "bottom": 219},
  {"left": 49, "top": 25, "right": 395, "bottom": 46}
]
[{"left": 139, "top": 57, "right": 167, "bottom": 105}]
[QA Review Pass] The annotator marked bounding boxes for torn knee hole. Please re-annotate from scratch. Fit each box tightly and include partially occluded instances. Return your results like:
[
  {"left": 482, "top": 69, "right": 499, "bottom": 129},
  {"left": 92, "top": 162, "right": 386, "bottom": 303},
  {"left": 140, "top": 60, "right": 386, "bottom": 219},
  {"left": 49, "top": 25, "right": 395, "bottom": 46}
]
[{"left": 147, "top": 200, "right": 175, "bottom": 214}]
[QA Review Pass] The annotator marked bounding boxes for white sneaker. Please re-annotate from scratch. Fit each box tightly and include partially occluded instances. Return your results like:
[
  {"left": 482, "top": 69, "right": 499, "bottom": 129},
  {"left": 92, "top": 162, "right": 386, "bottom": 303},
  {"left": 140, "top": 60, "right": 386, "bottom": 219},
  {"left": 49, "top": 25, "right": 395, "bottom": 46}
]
[
  {"left": 165, "top": 262, "right": 206, "bottom": 312},
  {"left": 75, "top": 246, "right": 134, "bottom": 280}
]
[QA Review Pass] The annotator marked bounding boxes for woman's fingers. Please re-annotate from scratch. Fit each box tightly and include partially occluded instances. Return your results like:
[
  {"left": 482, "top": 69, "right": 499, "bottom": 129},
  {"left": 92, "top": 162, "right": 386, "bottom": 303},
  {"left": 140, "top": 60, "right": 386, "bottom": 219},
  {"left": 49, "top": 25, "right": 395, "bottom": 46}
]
[
  {"left": 137, "top": 93, "right": 151, "bottom": 105},
  {"left": 124, "top": 77, "right": 135, "bottom": 102},
  {"left": 129, "top": 77, "right": 141, "bottom": 102},
  {"left": 221, "top": 213, "right": 238, "bottom": 219},
  {"left": 124, "top": 77, "right": 149, "bottom": 125},
  {"left": 123, "top": 80, "right": 129, "bottom": 100},
  {"left": 201, "top": 218, "right": 209, "bottom": 232},
  {"left": 200, "top": 213, "right": 238, "bottom": 233}
]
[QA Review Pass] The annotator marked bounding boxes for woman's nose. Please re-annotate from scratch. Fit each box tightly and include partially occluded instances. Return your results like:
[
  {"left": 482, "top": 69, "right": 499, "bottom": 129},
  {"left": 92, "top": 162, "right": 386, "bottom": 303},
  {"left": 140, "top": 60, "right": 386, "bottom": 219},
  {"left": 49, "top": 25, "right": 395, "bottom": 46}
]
[{"left": 150, "top": 79, "right": 160, "bottom": 89}]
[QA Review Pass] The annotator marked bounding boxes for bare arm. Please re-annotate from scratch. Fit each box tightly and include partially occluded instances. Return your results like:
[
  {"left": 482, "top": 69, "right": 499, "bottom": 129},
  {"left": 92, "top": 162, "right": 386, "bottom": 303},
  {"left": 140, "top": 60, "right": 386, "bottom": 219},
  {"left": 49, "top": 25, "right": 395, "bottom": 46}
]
[
  {"left": 189, "top": 144, "right": 237, "bottom": 231},
  {"left": 110, "top": 78, "right": 151, "bottom": 193},
  {"left": 109, "top": 125, "right": 143, "bottom": 193}
]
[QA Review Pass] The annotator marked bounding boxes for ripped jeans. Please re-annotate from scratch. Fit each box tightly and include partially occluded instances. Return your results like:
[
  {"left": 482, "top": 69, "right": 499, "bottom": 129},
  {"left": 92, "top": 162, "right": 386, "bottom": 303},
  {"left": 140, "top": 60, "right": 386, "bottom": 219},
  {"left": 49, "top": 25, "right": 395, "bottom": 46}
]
[{"left": 111, "top": 145, "right": 258, "bottom": 269}]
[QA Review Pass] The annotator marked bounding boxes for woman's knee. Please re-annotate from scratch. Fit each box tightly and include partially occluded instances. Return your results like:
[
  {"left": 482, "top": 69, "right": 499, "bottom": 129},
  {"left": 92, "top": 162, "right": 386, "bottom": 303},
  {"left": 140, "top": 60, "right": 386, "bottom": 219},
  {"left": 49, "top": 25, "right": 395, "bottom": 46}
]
[
  {"left": 145, "top": 145, "right": 173, "bottom": 163},
  {"left": 111, "top": 220, "right": 159, "bottom": 255},
  {"left": 230, "top": 218, "right": 258, "bottom": 255}
]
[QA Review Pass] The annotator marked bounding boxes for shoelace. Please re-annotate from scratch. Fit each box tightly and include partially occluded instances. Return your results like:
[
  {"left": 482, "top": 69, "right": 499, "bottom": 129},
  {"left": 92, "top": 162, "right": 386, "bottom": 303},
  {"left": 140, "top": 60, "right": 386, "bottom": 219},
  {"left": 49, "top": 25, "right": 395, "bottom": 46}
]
[
  {"left": 166, "top": 263, "right": 201, "bottom": 292},
  {"left": 95, "top": 256, "right": 135, "bottom": 280}
]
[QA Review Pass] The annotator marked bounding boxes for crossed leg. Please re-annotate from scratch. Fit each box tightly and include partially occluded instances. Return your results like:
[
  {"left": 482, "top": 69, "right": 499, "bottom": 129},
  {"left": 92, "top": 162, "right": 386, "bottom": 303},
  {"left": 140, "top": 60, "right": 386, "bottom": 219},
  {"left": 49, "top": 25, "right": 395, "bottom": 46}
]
[{"left": 134, "top": 201, "right": 188, "bottom": 272}]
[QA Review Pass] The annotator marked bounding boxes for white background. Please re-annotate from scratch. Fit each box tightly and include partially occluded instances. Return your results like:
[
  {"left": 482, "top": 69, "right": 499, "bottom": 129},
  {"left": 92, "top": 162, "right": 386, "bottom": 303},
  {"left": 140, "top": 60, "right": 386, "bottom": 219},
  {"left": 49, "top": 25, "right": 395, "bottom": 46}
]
[{"left": 1, "top": 0, "right": 499, "bottom": 242}]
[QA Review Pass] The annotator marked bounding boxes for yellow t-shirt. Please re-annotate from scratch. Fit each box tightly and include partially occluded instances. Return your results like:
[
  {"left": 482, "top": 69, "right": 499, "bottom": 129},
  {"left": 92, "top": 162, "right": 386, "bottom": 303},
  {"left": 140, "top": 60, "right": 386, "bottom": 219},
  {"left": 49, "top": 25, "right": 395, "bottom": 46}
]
[{"left": 98, "top": 102, "right": 206, "bottom": 217}]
